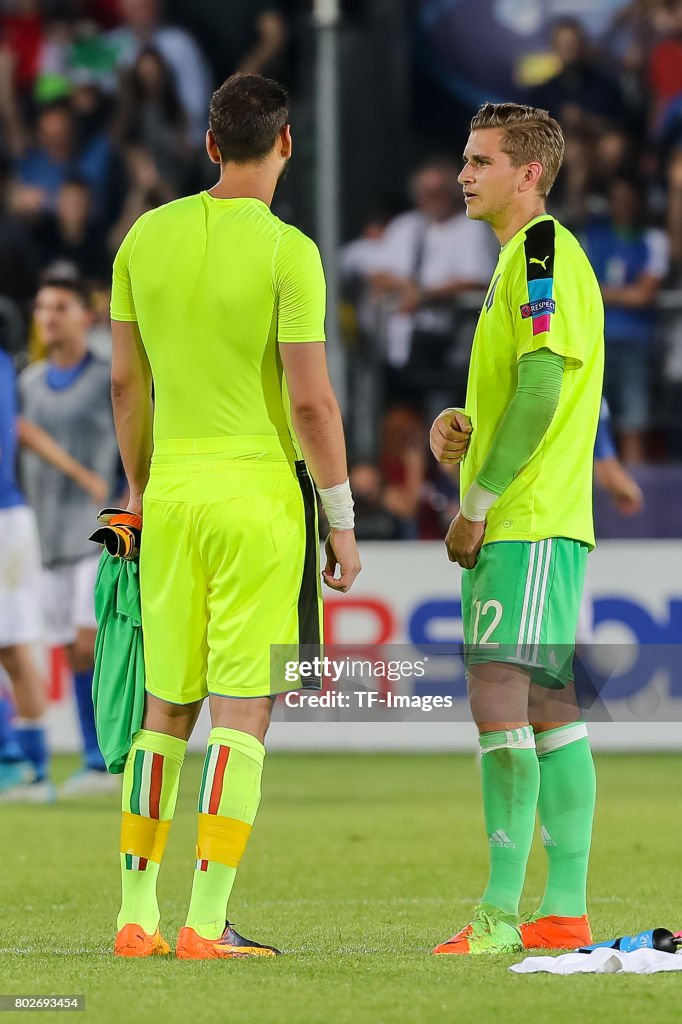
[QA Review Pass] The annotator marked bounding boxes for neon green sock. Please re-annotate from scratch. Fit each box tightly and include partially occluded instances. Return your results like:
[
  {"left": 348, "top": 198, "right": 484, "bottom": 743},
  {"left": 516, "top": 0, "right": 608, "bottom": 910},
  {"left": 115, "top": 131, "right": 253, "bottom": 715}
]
[
  {"left": 479, "top": 726, "right": 540, "bottom": 919},
  {"left": 117, "top": 729, "right": 187, "bottom": 933},
  {"left": 185, "top": 728, "right": 265, "bottom": 940},
  {"left": 536, "top": 722, "right": 596, "bottom": 917}
]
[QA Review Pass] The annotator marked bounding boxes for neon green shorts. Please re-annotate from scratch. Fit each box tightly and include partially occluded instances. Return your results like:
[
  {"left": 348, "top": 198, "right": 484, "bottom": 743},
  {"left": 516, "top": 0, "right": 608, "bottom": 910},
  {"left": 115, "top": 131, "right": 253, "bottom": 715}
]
[
  {"left": 139, "top": 438, "right": 322, "bottom": 703},
  {"left": 461, "top": 537, "right": 588, "bottom": 689}
]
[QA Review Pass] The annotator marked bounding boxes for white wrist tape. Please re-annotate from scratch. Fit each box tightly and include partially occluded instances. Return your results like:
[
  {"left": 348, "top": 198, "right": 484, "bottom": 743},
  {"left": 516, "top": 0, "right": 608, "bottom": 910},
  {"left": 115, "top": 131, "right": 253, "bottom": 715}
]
[
  {"left": 460, "top": 481, "right": 498, "bottom": 522},
  {"left": 318, "top": 478, "right": 355, "bottom": 530}
]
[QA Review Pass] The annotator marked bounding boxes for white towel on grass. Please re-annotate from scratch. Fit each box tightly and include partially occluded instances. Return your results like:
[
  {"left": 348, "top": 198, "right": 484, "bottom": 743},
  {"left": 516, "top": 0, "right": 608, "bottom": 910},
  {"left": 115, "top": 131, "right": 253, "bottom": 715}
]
[{"left": 510, "top": 947, "right": 682, "bottom": 975}]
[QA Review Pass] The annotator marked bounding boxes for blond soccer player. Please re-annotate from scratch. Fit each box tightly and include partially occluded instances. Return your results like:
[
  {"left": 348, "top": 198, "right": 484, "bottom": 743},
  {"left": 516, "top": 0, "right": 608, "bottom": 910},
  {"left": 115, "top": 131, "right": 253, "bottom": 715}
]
[{"left": 430, "top": 104, "right": 603, "bottom": 955}]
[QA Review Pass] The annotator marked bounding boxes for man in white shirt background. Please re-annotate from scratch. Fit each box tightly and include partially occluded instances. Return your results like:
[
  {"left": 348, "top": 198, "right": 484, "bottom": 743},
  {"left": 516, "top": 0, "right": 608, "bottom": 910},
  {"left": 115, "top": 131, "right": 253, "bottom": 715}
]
[{"left": 368, "top": 160, "right": 497, "bottom": 416}]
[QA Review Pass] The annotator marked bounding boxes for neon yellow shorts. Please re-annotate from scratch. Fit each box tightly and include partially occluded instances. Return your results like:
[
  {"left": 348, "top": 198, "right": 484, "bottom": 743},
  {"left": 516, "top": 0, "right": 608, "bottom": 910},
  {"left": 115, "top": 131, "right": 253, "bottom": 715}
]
[{"left": 139, "top": 437, "right": 322, "bottom": 704}]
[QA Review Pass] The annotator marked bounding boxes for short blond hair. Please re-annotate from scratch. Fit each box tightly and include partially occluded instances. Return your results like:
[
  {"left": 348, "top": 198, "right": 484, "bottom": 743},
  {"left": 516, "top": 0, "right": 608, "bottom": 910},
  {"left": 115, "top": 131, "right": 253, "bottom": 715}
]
[{"left": 470, "top": 102, "right": 565, "bottom": 197}]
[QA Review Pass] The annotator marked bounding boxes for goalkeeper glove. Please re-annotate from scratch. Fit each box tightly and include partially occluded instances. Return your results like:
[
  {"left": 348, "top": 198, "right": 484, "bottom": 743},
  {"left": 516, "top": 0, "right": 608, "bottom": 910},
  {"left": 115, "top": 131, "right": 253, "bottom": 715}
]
[{"left": 89, "top": 508, "right": 142, "bottom": 561}]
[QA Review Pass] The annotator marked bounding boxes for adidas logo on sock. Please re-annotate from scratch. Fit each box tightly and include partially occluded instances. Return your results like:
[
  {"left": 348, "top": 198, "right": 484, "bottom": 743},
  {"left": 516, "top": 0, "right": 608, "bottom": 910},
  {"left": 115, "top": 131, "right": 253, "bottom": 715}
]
[
  {"left": 489, "top": 830, "right": 515, "bottom": 849},
  {"left": 541, "top": 825, "right": 556, "bottom": 846}
]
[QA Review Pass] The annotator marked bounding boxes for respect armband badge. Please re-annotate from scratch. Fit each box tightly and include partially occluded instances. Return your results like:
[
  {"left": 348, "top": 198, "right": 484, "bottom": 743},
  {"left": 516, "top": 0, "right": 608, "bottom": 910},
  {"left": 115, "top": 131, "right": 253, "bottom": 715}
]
[{"left": 520, "top": 298, "right": 556, "bottom": 319}]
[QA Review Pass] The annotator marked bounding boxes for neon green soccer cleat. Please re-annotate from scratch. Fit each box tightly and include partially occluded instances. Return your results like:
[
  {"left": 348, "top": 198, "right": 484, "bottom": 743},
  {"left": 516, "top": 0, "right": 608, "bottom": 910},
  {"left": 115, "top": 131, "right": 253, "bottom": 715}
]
[{"left": 433, "top": 905, "right": 523, "bottom": 955}]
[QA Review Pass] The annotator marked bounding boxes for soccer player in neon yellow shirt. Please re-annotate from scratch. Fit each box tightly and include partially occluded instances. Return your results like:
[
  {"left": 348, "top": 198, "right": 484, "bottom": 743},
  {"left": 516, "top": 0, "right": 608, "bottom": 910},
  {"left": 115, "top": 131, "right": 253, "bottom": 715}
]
[
  {"left": 430, "top": 103, "right": 604, "bottom": 955},
  {"left": 109, "top": 74, "right": 361, "bottom": 959}
]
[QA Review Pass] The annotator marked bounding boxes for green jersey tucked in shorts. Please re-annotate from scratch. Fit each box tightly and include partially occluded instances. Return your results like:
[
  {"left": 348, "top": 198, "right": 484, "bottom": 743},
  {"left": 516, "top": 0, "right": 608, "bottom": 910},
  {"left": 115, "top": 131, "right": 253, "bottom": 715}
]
[
  {"left": 111, "top": 194, "right": 326, "bottom": 702},
  {"left": 460, "top": 215, "right": 604, "bottom": 687}
]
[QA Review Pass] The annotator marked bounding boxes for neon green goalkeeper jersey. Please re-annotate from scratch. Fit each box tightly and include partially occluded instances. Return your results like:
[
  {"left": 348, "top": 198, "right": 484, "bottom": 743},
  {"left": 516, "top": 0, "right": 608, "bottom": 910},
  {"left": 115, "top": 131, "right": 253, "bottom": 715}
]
[
  {"left": 461, "top": 214, "right": 604, "bottom": 549},
  {"left": 110, "top": 193, "right": 326, "bottom": 454}
]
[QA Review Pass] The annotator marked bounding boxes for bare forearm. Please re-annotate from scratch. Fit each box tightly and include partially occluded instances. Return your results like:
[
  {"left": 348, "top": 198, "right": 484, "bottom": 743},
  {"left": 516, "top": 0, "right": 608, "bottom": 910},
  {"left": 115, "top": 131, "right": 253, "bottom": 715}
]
[
  {"left": 292, "top": 399, "right": 348, "bottom": 490},
  {"left": 594, "top": 457, "right": 633, "bottom": 495},
  {"left": 370, "top": 272, "right": 410, "bottom": 293},
  {"left": 420, "top": 279, "right": 487, "bottom": 303},
  {"left": 601, "top": 281, "right": 659, "bottom": 308},
  {"left": 238, "top": 13, "right": 286, "bottom": 73},
  {"left": 18, "top": 417, "right": 95, "bottom": 490},
  {"left": 111, "top": 383, "right": 153, "bottom": 500}
]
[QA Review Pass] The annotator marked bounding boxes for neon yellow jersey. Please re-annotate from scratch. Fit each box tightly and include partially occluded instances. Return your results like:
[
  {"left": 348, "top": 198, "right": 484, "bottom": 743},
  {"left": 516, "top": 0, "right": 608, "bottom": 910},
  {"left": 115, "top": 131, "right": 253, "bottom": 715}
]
[
  {"left": 461, "top": 214, "right": 604, "bottom": 549},
  {"left": 110, "top": 193, "right": 326, "bottom": 457}
]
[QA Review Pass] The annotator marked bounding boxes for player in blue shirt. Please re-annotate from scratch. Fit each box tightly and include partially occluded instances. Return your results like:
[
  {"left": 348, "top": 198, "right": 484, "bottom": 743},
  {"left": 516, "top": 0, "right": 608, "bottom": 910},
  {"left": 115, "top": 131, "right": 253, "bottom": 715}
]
[{"left": 0, "top": 345, "right": 52, "bottom": 800}]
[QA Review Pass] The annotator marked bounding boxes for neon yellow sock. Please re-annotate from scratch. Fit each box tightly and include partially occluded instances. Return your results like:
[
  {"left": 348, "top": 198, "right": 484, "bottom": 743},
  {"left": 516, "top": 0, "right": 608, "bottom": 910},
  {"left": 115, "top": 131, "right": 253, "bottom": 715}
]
[
  {"left": 117, "top": 730, "right": 187, "bottom": 933},
  {"left": 185, "top": 727, "right": 265, "bottom": 939}
]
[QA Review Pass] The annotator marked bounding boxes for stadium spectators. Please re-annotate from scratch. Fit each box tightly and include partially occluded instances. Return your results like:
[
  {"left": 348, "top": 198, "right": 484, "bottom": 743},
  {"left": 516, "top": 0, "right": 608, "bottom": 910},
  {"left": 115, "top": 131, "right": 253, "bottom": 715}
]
[
  {"left": 530, "top": 18, "right": 634, "bottom": 133},
  {"left": 15, "top": 100, "right": 117, "bottom": 220},
  {"left": 379, "top": 406, "right": 429, "bottom": 540},
  {"left": 0, "top": 0, "right": 44, "bottom": 98},
  {"left": 105, "top": 0, "right": 212, "bottom": 145},
  {"left": 583, "top": 176, "right": 669, "bottom": 464},
  {"left": 647, "top": 0, "right": 682, "bottom": 128},
  {"left": 34, "top": 176, "right": 110, "bottom": 284},
  {"left": 0, "top": 1, "right": 677, "bottom": 469},
  {"left": 166, "top": 0, "right": 288, "bottom": 87},
  {"left": 343, "top": 463, "right": 403, "bottom": 541},
  {"left": 112, "top": 45, "right": 193, "bottom": 191},
  {"left": 107, "top": 143, "right": 175, "bottom": 251},
  {"left": 0, "top": 153, "right": 39, "bottom": 331},
  {"left": 366, "top": 160, "right": 495, "bottom": 413},
  {"left": 667, "top": 148, "right": 682, "bottom": 276}
]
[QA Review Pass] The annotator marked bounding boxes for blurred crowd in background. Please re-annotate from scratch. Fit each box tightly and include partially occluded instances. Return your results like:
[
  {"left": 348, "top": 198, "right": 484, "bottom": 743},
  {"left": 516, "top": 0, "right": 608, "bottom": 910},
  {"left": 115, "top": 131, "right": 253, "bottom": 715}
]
[{"left": 1, "top": 0, "right": 681, "bottom": 543}]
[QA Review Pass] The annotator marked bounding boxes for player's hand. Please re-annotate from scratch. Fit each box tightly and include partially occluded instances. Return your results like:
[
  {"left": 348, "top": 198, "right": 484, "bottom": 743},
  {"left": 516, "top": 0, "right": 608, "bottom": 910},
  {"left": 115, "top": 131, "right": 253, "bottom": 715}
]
[
  {"left": 611, "top": 474, "right": 644, "bottom": 516},
  {"left": 323, "top": 529, "right": 362, "bottom": 593},
  {"left": 445, "top": 512, "right": 485, "bottom": 569},
  {"left": 397, "top": 281, "right": 422, "bottom": 314},
  {"left": 81, "top": 471, "right": 109, "bottom": 506},
  {"left": 126, "top": 492, "right": 144, "bottom": 518},
  {"left": 430, "top": 408, "right": 472, "bottom": 464}
]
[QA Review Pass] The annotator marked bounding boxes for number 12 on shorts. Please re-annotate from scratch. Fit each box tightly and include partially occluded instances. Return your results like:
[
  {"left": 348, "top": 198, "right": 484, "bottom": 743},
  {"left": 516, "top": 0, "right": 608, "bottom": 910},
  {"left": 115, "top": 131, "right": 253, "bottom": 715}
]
[{"left": 472, "top": 599, "right": 503, "bottom": 646}]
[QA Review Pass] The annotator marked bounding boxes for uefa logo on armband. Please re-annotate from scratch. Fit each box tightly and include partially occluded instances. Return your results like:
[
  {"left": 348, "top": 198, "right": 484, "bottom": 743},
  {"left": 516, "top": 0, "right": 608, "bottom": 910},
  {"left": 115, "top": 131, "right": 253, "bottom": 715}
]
[{"left": 520, "top": 298, "right": 556, "bottom": 319}]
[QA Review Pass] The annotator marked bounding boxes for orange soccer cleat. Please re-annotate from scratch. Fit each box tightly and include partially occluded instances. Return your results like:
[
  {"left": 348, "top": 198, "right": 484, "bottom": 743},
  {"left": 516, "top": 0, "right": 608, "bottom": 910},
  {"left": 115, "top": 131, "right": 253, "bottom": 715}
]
[
  {"left": 519, "top": 914, "right": 592, "bottom": 950},
  {"left": 114, "top": 923, "right": 171, "bottom": 957},
  {"left": 176, "top": 921, "right": 281, "bottom": 960}
]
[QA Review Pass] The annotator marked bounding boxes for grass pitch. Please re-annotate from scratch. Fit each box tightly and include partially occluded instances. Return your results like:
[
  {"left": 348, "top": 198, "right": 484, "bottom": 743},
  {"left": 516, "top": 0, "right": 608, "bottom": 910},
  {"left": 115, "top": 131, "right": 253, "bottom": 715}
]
[{"left": 1, "top": 752, "right": 681, "bottom": 1023}]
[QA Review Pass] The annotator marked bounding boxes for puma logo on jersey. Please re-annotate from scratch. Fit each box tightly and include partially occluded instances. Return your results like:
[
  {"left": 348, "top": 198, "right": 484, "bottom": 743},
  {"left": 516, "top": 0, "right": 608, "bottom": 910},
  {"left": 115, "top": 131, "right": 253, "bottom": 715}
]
[{"left": 529, "top": 255, "right": 550, "bottom": 269}]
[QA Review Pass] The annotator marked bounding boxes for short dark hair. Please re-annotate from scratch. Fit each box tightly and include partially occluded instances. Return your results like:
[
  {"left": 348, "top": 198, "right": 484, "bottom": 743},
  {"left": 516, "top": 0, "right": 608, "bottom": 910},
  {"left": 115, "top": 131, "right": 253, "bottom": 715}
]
[
  {"left": 38, "top": 273, "right": 91, "bottom": 309},
  {"left": 208, "top": 73, "right": 289, "bottom": 164}
]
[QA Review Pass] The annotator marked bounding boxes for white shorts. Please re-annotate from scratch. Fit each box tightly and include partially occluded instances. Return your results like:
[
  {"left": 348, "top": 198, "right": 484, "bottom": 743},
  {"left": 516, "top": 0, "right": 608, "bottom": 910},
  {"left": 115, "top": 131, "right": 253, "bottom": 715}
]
[
  {"left": 0, "top": 505, "right": 43, "bottom": 648},
  {"left": 42, "top": 555, "right": 99, "bottom": 647}
]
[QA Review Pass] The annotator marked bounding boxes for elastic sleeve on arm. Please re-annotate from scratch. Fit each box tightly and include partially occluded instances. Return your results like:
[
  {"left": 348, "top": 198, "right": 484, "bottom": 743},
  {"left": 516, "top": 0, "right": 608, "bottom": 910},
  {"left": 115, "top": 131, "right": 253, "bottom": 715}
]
[
  {"left": 475, "top": 349, "right": 565, "bottom": 497},
  {"left": 275, "top": 228, "right": 327, "bottom": 343}
]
